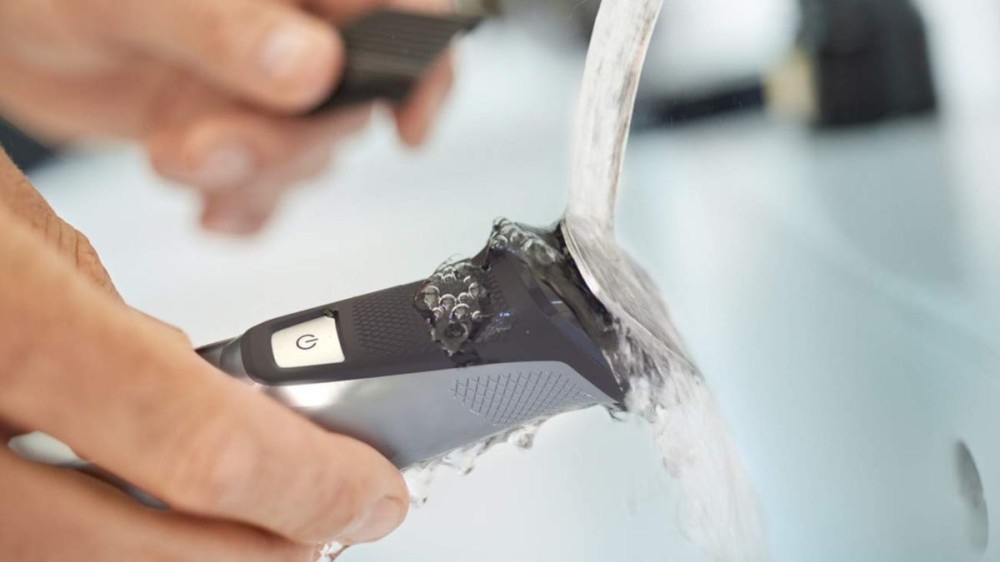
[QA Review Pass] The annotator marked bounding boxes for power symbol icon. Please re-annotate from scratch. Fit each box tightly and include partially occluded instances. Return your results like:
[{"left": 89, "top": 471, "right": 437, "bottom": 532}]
[{"left": 296, "top": 334, "right": 319, "bottom": 350}]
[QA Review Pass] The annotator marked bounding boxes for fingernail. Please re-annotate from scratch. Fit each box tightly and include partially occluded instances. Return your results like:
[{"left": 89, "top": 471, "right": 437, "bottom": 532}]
[
  {"left": 342, "top": 498, "right": 405, "bottom": 544},
  {"left": 259, "top": 23, "right": 327, "bottom": 82},
  {"left": 193, "top": 143, "right": 255, "bottom": 189}
]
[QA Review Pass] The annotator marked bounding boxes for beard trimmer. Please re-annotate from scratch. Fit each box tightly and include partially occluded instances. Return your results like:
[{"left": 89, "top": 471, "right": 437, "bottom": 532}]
[
  {"left": 8, "top": 221, "right": 624, "bottom": 506},
  {"left": 195, "top": 222, "right": 623, "bottom": 469}
]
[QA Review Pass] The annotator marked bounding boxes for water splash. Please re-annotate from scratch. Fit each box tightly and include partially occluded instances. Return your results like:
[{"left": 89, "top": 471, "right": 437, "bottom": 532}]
[
  {"left": 316, "top": 542, "right": 352, "bottom": 561},
  {"left": 413, "top": 259, "right": 491, "bottom": 355},
  {"left": 404, "top": 419, "right": 545, "bottom": 507},
  {"left": 412, "top": 219, "right": 612, "bottom": 361},
  {"left": 401, "top": 218, "right": 767, "bottom": 560},
  {"left": 326, "top": 0, "right": 766, "bottom": 559}
]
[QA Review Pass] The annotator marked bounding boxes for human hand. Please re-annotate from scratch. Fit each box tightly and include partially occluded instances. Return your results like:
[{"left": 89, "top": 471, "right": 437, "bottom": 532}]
[
  {"left": 0, "top": 149, "right": 409, "bottom": 560},
  {"left": 0, "top": 0, "right": 455, "bottom": 234}
]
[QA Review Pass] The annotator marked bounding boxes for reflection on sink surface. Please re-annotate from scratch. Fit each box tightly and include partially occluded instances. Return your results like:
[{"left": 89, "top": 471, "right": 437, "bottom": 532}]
[
  {"left": 623, "top": 111, "right": 999, "bottom": 562},
  {"left": 32, "top": 19, "right": 999, "bottom": 562}
]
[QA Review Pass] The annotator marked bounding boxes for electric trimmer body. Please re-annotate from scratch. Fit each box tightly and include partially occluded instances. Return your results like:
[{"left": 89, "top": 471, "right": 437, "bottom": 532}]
[{"left": 198, "top": 223, "right": 623, "bottom": 469}]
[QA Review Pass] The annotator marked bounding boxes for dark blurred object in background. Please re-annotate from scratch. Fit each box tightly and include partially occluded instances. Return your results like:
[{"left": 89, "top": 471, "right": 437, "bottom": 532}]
[
  {"left": 455, "top": 0, "right": 600, "bottom": 43},
  {"left": 477, "top": 0, "right": 938, "bottom": 131},
  {"left": 798, "top": 0, "right": 937, "bottom": 126},
  {"left": 634, "top": 84, "right": 766, "bottom": 129},
  {"left": 637, "top": 0, "right": 940, "bottom": 130},
  {"left": 0, "top": 119, "right": 58, "bottom": 172}
]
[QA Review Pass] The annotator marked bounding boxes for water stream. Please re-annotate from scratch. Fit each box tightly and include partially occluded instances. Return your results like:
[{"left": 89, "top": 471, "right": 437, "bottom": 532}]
[
  {"left": 563, "top": 0, "right": 767, "bottom": 559},
  {"left": 327, "top": 0, "right": 765, "bottom": 559}
]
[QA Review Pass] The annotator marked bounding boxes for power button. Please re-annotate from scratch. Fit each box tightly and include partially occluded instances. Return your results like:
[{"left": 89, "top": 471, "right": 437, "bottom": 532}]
[{"left": 271, "top": 316, "right": 345, "bottom": 368}]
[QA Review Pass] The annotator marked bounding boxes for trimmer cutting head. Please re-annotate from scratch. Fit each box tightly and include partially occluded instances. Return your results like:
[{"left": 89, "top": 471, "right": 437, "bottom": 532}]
[{"left": 201, "top": 221, "right": 623, "bottom": 468}]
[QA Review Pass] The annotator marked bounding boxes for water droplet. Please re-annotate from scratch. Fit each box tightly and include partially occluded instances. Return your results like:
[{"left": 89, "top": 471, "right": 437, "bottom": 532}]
[
  {"left": 445, "top": 323, "right": 468, "bottom": 339},
  {"left": 423, "top": 293, "right": 440, "bottom": 310},
  {"left": 451, "top": 303, "right": 471, "bottom": 320}
]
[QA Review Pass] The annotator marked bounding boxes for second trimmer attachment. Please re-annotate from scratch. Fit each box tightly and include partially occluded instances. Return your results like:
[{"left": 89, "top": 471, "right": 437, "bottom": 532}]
[{"left": 312, "top": 10, "right": 482, "bottom": 113}]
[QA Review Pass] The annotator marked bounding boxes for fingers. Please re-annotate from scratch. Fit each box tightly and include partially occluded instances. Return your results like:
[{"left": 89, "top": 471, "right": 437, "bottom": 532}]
[
  {"left": 147, "top": 105, "right": 373, "bottom": 234},
  {"left": 0, "top": 206, "right": 409, "bottom": 544},
  {"left": 394, "top": 52, "right": 455, "bottom": 147},
  {"left": 0, "top": 148, "right": 190, "bottom": 346},
  {"left": 195, "top": 147, "right": 332, "bottom": 235},
  {"left": 0, "top": 149, "right": 120, "bottom": 298},
  {"left": 0, "top": 449, "right": 315, "bottom": 562},
  {"left": 148, "top": 105, "right": 372, "bottom": 191},
  {"left": 70, "top": 0, "right": 343, "bottom": 112}
]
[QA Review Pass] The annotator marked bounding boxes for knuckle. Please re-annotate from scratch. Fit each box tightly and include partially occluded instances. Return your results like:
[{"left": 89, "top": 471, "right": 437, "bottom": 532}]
[
  {"left": 70, "top": 231, "right": 106, "bottom": 279},
  {"left": 39, "top": 212, "right": 87, "bottom": 262},
  {"left": 291, "top": 472, "right": 363, "bottom": 542},
  {"left": 321, "top": 445, "right": 394, "bottom": 532},
  {"left": 69, "top": 228, "right": 97, "bottom": 263},
  {"left": 160, "top": 410, "right": 256, "bottom": 513},
  {"left": 294, "top": 445, "right": 374, "bottom": 540},
  {"left": 193, "top": 5, "right": 238, "bottom": 60},
  {"left": 327, "top": 477, "right": 368, "bottom": 532},
  {"left": 45, "top": 217, "right": 117, "bottom": 295}
]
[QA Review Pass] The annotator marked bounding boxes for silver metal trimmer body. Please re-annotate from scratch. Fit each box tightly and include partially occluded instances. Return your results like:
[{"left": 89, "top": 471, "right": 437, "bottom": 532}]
[{"left": 198, "top": 222, "right": 623, "bottom": 469}]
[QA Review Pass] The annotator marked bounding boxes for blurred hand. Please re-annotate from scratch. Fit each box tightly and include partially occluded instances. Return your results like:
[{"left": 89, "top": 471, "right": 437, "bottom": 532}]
[
  {"left": 0, "top": 0, "right": 455, "bottom": 234},
  {"left": 0, "top": 149, "right": 409, "bottom": 560}
]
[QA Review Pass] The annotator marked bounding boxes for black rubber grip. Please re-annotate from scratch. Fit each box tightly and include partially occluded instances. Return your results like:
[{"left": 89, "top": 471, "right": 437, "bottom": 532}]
[
  {"left": 240, "top": 282, "right": 454, "bottom": 385},
  {"left": 234, "top": 251, "right": 623, "bottom": 404},
  {"left": 311, "top": 10, "right": 482, "bottom": 113}
]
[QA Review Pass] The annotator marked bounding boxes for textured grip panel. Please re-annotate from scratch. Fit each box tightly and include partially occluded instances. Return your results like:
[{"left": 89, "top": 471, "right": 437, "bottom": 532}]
[
  {"left": 350, "top": 284, "right": 438, "bottom": 358},
  {"left": 313, "top": 11, "right": 480, "bottom": 112},
  {"left": 451, "top": 370, "right": 596, "bottom": 427}
]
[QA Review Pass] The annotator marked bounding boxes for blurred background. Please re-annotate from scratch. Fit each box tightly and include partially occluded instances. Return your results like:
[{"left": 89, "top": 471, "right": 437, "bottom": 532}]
[{"left": 6, "top": 0, "right": 1000, "bottom": 560}]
